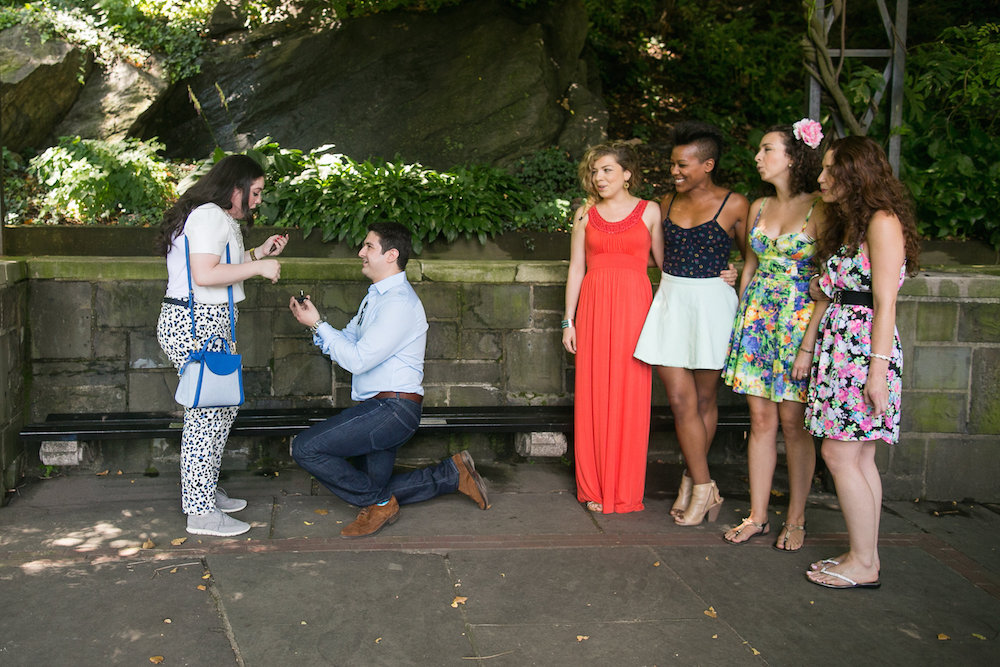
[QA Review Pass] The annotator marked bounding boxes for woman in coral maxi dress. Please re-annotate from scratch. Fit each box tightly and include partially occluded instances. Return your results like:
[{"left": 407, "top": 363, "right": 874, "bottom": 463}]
[{"left": 563, "top": 142, "right": 663, "bottom": 514}]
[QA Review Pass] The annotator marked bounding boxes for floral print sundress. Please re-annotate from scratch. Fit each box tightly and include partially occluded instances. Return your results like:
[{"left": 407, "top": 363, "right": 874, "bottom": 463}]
[
  {"left": 805, "top": 245, "right": 905, "bottom": 444},
  {"left": 723, "top": 198, "right": 817, "bottom": 402}
]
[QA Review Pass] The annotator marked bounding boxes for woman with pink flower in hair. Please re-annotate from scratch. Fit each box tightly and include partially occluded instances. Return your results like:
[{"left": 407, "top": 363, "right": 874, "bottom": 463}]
[
  {"left": 722, "top": 120, "right": 826, "bottom": 550},
  {"left": 804, "top": 135, "right": 920, "bottom": 589}
]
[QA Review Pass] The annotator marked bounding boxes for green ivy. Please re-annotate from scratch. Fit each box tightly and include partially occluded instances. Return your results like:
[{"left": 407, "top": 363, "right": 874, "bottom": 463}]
[
  {"left": 28, "top": 136, "right": 177, "bottom": 224},
  {"left": 900, "top": 23, "right": 1000, "bottom": 248}
]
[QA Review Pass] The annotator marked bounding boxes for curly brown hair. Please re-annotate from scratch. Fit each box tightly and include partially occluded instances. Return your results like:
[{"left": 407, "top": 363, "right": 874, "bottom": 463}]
[
  {"left": 578, "top": 141, "right": 643, "bottom": 204},
  {"left": 762, "top": 124, "right": 823, "bottom": 196},
  {"left": 816, "top": 136, "right": 920, "bottom": 274}
]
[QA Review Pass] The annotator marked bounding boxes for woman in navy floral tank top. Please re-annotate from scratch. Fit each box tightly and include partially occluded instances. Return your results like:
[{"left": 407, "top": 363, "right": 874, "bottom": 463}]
[{"left": 634, "top": 121, "right": 748, "bottom": 527}]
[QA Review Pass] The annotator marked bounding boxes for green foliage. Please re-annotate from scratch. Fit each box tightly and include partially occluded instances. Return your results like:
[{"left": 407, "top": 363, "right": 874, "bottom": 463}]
[
  {"left": 900, "top": 23, "right": 1000, "bottom": 247},
  {"left": 247, "top": 140, "right": 575, "bottom": 252},
  {"left": 27, "top": 137, "right": 177, "bottom": 224},
  {"left": 0, "top": 0, "right": 212, "bottom": 82}
]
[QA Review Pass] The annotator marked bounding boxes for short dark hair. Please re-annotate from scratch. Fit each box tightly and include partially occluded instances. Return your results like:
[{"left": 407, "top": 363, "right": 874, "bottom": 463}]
[
  {"left": 671, "top": 121, "right": 724, "bottom": 175},
  {"left": 368, "top": 222, "right": 413, "bottom": 270}
]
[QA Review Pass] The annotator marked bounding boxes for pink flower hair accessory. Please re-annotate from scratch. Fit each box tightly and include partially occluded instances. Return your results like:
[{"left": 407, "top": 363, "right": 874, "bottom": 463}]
[{"left": 792, "top": 118, "right": 824, "bottom": 149}]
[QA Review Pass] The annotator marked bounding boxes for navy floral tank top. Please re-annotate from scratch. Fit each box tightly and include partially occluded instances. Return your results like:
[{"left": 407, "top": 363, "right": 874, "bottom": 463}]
[{"left": 661, "top": 192, "right": 734, "bottom": 278}]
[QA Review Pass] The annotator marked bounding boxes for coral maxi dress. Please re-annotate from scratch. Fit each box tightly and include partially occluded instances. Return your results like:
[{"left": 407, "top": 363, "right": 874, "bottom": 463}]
[{"left": 574, "top": 200, "right": 653, "bottom": 513}]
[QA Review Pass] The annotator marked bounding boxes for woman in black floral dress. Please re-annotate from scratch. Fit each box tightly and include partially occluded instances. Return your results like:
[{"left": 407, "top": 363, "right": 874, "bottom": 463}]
[{"left": 804, "top": 136, "right": 921, "bottom": 589}]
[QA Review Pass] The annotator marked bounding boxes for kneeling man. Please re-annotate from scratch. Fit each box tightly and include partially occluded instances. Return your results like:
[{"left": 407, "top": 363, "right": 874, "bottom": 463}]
[{"left": 289, "top": 222, "right": 489, "bottom": 537}]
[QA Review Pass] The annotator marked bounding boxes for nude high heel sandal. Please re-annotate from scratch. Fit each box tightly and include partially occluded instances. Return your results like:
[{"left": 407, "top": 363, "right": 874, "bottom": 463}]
[
  {"left": 670, "top": 473, "right": 693, "bottom": 518},
  {"left": 675, "top": 481, "right": 723, "bottom": 527}
]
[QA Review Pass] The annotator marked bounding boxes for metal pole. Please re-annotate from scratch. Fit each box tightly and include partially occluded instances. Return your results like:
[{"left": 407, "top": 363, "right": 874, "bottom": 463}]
[{"left": 888, "top": 0, "right": 909, "bottom": 176}]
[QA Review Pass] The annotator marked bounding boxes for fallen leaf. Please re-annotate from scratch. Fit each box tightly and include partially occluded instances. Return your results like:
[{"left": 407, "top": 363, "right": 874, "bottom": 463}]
[
  {"left": 653, "top": 561, "right": 660, "bottom": 567},
  {"left": 576, "top": 635, "right": 589, "bottom": 642},
  {"left": 96, "top": 470, "right": 109, "bottom": 476},
  {"left": 201, "top": 573, "right": 210, "bottom": 580},
  {"left": 117, "top": 470, "right": 123, "bottom": 475},
  {"left": 300, "top": 621, "right": 307, "bottom": 625},
  {"left": 704, "top": 607, "right": 717, "bottom": 618},
  {"left": 451, "top": 596, "right": 468, "bottom": 608},
  {"left": 314, "top": 509, "right": 329, "bottom": 515},
  {"left": 972, "top": 633, "right": 986, "bottom": 640},
  {"left": 169, "top": 568, "right": 178, "bottom": 574},
  {"left": 197, "top": 584, "right": 207, "bottom": 591},
  {"left": 149, "top": 657, "right": 164, "bottom": 664},
  {"left": 163, "top": 619, "right": 171, "bottom": 624},
  {"left": 712, "top": 634, "right": 718, "bottom": 639},
  {"left": 375, "top": 637, "right": 382, "bottom": 644},
  {"left": 751, "top": 648, "right": 761, "bottom": 656},
  {"left": 170, "top": 537, "right": 187, "bottom": 546},
  {"left": 304, "top": 521, "right": 314, "bottom": 526},
  {"left": 937, "top": 633, "right": 950, "bottom": 641},
  {"left": 142, "top": 539, "right": 155, "bottom": 549}
]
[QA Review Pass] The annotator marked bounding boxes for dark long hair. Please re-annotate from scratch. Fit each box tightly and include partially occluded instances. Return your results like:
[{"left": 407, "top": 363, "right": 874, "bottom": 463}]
[
  {"left": 762, "top": 124, "right": 822, "bottom": 196},
  {"left": 155, "top": 155, "right": 265, "bottom": 256},
  {"left": 816, "top": 136, "right": 920, "bottom": 274}
]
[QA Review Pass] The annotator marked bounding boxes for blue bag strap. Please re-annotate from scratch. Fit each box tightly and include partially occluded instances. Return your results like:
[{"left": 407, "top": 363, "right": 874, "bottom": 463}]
[{"left": 183, "top": 236, "right": 237, "bottom": 343}]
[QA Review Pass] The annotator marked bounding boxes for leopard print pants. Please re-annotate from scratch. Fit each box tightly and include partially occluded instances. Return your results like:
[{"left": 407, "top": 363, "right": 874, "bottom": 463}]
[{"left": 157, "top": 301, "right": 240, "bottom": 516}]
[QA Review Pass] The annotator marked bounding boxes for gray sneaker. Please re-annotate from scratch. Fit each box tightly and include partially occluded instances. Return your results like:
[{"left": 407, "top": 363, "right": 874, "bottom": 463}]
[
  {"left": 187, "top": 509, "right": 251, "bottom": 537},
  {"left": 215, "top": 487, "right": 248, "bottom": 513}
]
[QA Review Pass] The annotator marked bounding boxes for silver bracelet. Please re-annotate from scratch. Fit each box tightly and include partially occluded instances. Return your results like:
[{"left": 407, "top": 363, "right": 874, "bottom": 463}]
[
  {"left": 309, "top": 319, "right": 326, "bottom": 334},
  {"left": 870, "top": 352, "right": 892, "bottom": 362}
]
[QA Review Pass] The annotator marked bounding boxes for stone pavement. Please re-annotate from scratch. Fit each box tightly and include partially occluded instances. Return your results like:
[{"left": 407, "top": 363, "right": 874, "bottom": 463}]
[{"left": 0, "top": 461, "right": 997, "bottom": 666}]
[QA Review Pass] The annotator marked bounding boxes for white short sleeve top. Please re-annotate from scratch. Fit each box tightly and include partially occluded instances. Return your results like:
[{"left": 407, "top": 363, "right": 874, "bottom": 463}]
[{"left": 164, "top": 203, "right": 247, "bottom": 304}]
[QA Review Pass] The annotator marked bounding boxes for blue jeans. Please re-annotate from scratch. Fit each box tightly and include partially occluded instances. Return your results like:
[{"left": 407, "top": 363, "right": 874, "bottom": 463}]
[{"left": 291, "top": 397, "right": 459, "bottom": 507}]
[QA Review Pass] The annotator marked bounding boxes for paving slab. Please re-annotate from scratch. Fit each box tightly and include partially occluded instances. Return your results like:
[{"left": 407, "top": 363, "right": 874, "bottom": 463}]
[
  {"left": 448, "top": 546, "right": 761, "bottom": 664},
  {"left": 206, "top": 551, "right": 470, "bottom": 665},
  {"left": 0, "top": 558, "right": 236, "bottom": 666}
]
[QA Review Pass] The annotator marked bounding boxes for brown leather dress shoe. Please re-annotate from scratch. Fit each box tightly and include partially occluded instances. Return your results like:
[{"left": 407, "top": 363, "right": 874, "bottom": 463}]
[
  {"left": 452, "top": 451, "right": 490, "bottom": 510},
  {"left": 340, "top": 496, "right": 399, "bottom": 538}
]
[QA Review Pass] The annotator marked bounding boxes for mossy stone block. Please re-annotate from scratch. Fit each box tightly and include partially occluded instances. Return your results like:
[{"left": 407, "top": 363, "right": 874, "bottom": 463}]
[
  {"left": 414, "top": 283, "right": 461, "bottom": 319},
  {"left": 515, "top": 262, "right": 566, "bottom": 283},
  {"left": 911, "top": 346, "right": 970, "bottom": 390},
  {"left": 915, "top": 302, "right": 957, "bottom": 341},
  {"left": 95, "top": 281, "right": 162, "bottom": 328},
  {"left": 272, "top": 338, "right": 332, "bottom": 397},
  {"left": 900, "top": 391, "right": 966, "bottom": 433},
  {"left": 424, "top": 359, "right": 501, "bottom": 385},
  {"left": 504, "top": 331, "right": 563, "bottom": 394},
  {"left": 30, "top": 281, "right": 92, "bottom": 359},
  {"left": 461, "top": 330, "right": 503, "bottom": 360},
  {"left": 970, "top": 347, "right": 1000, "bottom": 435},
  {"left": 533, "top": 284, "right": 565, "bottom": 312},
  {"left": 462, "top": 284, "right": 531, "bottom": 329},
  {"left": 966, "top": 276, "right": 1000, "bottom": 298},
  {"left": 426, "top": 321, "right": 459, "bottom": 360},
  {"left": 958, "top": 303, "right": 1000, "bottom": 342}
]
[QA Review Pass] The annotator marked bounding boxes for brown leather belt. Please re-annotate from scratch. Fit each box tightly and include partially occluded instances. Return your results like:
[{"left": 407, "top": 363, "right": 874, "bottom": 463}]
[{"left": 372, "top": 391, "right": 423, "bottom": 403}]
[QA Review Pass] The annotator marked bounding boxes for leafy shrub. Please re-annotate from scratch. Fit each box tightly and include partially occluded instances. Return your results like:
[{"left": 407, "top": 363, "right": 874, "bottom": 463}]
[
  {"left": 0, "top": 0, "right": 213, "bottom": 82},
  {"left": 248, "top": 140, "right": 575, "bottom": 252},
  {"left": 28, "top": 136, "right": 177, "bottom": 224},
  {"left": 900, "top": 23, "right": 1000, "bottom": 247}
]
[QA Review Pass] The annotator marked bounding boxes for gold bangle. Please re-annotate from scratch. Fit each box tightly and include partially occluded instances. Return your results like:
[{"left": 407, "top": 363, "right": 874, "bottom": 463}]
[{"left": 249, "top": 247, "right": 258, "bottom": 261}]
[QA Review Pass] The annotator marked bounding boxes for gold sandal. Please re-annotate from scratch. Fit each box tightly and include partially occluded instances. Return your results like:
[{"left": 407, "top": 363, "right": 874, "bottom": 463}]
[
  {"left": 773, "top": 522, "right": 806, "bottom": 552},
  {"left": 585, "top": 501, "right": 603, "bottom": 513},
  {"left": 723, "top": 517, "right": 769, "bottom": 544}
]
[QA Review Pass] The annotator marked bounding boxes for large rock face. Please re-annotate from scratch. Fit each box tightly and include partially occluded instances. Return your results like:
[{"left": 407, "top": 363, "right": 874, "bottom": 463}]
[
  {"left": 142, "top": 0, "right": 605, "bottom": 165},
  {"left": 0, "top": 25, "right": 92, "bottom": 153}
]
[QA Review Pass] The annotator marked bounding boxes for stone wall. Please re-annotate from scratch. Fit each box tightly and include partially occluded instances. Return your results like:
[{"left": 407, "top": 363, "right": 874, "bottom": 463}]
[
  {"left": 10, "top": 257, "right": 1000, "bottom": 501},
  {"left": 0, "top": 261, "right": 29, "bottom": 504}
]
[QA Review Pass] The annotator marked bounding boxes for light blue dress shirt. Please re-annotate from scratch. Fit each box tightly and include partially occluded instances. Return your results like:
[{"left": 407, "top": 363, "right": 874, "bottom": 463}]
[{"left": 313, "top": 271, "right": 427, "bottom": 401}]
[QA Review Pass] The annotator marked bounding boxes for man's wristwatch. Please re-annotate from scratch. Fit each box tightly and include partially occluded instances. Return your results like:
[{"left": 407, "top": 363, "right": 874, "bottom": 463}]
[{"left": 309, "top": 319, "right": 326, "bottom": 334}]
